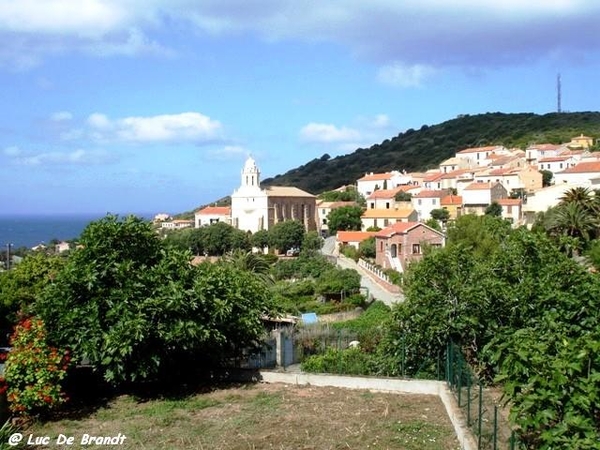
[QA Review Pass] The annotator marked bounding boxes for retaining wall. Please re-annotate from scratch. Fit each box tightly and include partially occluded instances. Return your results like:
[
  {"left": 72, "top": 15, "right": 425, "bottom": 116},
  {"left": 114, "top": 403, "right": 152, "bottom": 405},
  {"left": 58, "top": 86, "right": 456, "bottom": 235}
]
[{"left": 260, "top": 371, "right": 477, "bottom": 450}]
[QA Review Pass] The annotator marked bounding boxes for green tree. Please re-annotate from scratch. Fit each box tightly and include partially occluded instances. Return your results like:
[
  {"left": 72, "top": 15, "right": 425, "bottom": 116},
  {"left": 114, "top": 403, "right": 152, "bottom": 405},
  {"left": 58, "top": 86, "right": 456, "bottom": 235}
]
[
  {"left": 484, "top": 202, "right": 503, "bottom": 217},
  {"left": 269, "top": 220, "right": 305, "bottom": 253},
  {"left": 301, "top": 231, "right": 323, "bottom": 254},
  {"left": 203, "top": 222, "right": 251, "bottom": 255},
  {"left": 251, "top": 229, "right": 270, "bottom": 249},
  {"left": 394, "top": 191, "right": 412, "bottom": 202},
  {"left": 223, "top": 249, "right": 274, "bottom": 286},
  {"left": 0, "top": 253, "right": 65, "bottom": 329},
  {"left": 540, "top": 170, "right": 553, "bottom": 187},
  {"left": 315, "top": 267, "right": 361, "bottom": 299},
  {"left": 425, "top": 218, "right": 441, "bottom": 231},
  {"left": 36, "top": 215, "right": 274, "bottom": 385},
  {"left": 358, "top": 236, "right": 376, "bottom": 259},
  {"left": 327, "top": 206, "right": 364, "bottom": 233},
  {"left": 430, "top": 208, "right": 450, "bottom": 222}
]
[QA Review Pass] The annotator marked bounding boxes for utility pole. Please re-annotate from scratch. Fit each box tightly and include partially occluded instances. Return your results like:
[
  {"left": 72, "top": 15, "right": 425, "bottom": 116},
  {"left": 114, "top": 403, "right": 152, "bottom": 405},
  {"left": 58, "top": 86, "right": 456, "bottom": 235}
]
[{"left": 557, "top": 73, "right": 562, "bottom": 113}]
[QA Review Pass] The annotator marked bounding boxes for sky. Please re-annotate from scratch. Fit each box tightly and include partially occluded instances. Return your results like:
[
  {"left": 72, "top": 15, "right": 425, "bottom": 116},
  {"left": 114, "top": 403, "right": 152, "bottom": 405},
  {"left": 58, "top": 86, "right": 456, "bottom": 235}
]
[{"left": 0, "top": 1, "right": 599, "bottom": 216}]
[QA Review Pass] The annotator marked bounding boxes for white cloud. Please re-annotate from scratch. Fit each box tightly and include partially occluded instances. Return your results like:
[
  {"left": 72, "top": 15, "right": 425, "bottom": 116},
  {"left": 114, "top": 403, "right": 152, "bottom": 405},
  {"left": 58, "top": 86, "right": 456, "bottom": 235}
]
[
  {"left": 87, "top": 113, "right": 111, "bottom": 129},
  {"left": 206, "top": 145, "right": 248, "bottom": 160},
  {"left": 86, "top": 112, "right": 222, "bottom": 144},
  {"left": 377, "top": 63, "right": 436, "bottom": 88},
  {"left": 1, "top": 1, "right": 598, "bottom": 71},
  {"left": 300, "top": 123, "right": 361, "bottom": 143},
  {"left": 5, "top": 148, "right": 115, "bottom": 166},
  {"left": 368, "top": 114, "right": 391, "bottom": 129},
  {"left": 0, "top": 0, "right": 127, "bottom": 37},
  {"left": 50, "top": 111, "right": 73, "bottom": 121},
  {"left": 117, "top": 112, "right": 221, "bottom": 143}
]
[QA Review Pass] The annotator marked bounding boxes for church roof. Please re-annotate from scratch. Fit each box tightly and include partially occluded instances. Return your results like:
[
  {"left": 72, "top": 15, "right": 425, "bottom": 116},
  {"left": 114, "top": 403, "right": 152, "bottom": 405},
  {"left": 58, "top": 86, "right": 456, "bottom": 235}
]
[{"left": 264, "top": 186, "right": 315, "bottom": 198}]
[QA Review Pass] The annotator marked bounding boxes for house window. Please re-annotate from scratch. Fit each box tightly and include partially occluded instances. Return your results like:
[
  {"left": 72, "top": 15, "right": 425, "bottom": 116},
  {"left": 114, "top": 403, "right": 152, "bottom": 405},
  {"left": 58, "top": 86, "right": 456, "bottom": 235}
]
[
  {"left": 322, "top": 209, "right": 326, "bottom": 215},
  {"left": 386, "top": 202, "right": 390, "bottom": 209},
  {"left": 322, "top": 219, "right": 327, "bottom": 225},
  {"left": 507, "top": 206, "right": 512, "bottom": 214},
  {"left": 432, "top": 199, "right": 437, "bottom": 205},
  {"left": 380, "top": 241, "right": 384, "bottom": 252},
  {"left": 384, "top": 219, "right": 389, "bottom": 226},
  {"left": 418, "top": 199, "right": 422, "bottom": 206},
  {"left": 560, "top": 163, "right": 563, "bottom": 169},
  {"left": 370, "top": 202, "right": 375, "bottom": 209},
  {"left": 412, "top": 244, "right": 421, "bottom": 254}
]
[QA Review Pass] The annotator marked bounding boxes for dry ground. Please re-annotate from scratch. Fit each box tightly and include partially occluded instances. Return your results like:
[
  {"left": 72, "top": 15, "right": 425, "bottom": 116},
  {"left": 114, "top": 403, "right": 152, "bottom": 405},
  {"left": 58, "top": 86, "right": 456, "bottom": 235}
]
[{"left": 27, "top": 382, "right": 460, "bottom": 450}]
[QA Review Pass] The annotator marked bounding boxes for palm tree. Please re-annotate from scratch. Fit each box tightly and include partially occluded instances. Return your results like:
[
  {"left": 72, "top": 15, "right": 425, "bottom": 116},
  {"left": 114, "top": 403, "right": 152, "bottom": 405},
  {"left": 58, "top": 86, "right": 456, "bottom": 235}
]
[
  {"left": 223, "top": 249, "right": 274, "bottom": 285},
  {"left": 559, "top": 186, "right": 593, "bottom": 207},
  {"left": 547, "top": 202, "right": 596, "bottom": 242}
]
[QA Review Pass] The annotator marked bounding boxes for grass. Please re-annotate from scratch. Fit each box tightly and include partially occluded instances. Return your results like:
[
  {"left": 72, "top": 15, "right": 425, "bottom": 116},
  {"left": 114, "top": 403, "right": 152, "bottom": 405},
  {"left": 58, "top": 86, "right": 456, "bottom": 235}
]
[{"left": 26, "top": 383, "right": 461, "bottom": 450}]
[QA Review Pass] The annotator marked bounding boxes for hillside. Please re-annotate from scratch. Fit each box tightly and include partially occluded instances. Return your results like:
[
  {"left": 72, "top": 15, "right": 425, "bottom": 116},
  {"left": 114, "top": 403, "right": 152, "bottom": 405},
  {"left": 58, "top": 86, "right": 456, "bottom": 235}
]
[{"left": 261, "top": 112, "right": 600, "bottom": 194}]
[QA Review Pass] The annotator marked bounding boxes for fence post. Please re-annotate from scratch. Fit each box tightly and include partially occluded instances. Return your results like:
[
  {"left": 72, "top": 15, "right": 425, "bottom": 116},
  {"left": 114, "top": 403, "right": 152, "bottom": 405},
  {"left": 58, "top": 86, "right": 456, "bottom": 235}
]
[
  {"left": 467, "top": 376, "right": 471, "bottom": 426},
  {"left": 457, "top": 353, "right": 463, "bottom": 407},
  {"left": 493, "top": 405, "right": 498, "bottom": 450},
  {"left": 478, "top": 383, "right": 483, "bottom": 449}
]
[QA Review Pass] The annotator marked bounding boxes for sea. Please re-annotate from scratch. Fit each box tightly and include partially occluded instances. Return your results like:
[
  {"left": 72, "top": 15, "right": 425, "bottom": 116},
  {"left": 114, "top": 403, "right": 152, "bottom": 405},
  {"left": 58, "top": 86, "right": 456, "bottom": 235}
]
[{"left": 0, "top": 213, "right": 154, "bottom": 250}]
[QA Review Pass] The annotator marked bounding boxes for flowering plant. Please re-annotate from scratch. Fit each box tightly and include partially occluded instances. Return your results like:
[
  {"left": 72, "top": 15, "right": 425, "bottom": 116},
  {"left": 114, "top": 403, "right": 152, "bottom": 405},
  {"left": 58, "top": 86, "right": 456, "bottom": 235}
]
[{"left": 3, "top": 317, "right": 71, "bottom": 416}]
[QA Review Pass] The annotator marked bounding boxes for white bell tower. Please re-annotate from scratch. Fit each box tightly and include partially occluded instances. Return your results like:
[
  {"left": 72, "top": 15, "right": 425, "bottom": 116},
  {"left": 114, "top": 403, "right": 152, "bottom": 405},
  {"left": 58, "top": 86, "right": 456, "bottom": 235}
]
[{"left": 241, "top": 156, "right": 260, "bottom": 188}]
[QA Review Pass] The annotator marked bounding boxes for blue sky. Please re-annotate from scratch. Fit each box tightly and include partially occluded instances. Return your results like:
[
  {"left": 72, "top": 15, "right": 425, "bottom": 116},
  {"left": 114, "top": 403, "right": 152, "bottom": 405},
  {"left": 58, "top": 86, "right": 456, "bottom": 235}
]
[{"left": 1, "top": 1, "right": 599, "bottom": 215}]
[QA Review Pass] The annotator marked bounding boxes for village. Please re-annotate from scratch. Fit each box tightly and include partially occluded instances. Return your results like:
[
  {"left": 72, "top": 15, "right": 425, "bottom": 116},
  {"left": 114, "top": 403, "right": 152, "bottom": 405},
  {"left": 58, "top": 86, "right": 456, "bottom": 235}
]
[{"left": 154, "top": 133, "right": 598, "bottom": 278}]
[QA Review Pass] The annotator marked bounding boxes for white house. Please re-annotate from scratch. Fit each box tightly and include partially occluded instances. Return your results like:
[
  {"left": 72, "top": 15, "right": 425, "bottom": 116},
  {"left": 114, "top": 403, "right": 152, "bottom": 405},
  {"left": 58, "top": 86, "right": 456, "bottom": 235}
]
[
  {"left": 195, "top": 206, "right": 231, "bottom": 228},
  {"left": 553, "top": 161, "right": 600, "bottom": 186},
  {"left": 525, "top": 143, "right": 567, "bottom": 164},
  {"left": 356, "top": 170, "right": 414, "bottom": 197},
  {"left": 462, "top": 182, "right": 508, "bottom": 214},
  {"left": 497, "top": 198, "right": 523, "bottom": 225},
  {"left": 361, "top": 208, "right": 418, "bottom": 230},
  {"left": 537, "top": 156, "right": 577, "bottom": 173},
  {"left": 455, "top": 145, "right": 508, "bottom": 167},
  {"left": 317, "top": 200, "right": 357, "bottom": 235},
  {"left": 411, "top": 190, "right": 449, "bottom": 221},
  {"left": 161, "top": 219, "right": 194, "bottom": 230}
]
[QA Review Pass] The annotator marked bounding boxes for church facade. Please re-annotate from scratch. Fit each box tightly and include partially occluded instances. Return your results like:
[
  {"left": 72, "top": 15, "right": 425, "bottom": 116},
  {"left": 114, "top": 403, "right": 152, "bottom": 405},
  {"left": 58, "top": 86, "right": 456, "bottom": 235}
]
[{"left": 230, "top": 157, "right": 317, "bottom": 233}]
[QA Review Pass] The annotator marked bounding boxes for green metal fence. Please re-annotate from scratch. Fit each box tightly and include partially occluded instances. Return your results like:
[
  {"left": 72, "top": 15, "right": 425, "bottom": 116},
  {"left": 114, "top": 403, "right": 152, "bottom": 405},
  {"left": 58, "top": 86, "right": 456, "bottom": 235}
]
[{"left": 446, "top": 342, "right": 522, "bottom": 450}]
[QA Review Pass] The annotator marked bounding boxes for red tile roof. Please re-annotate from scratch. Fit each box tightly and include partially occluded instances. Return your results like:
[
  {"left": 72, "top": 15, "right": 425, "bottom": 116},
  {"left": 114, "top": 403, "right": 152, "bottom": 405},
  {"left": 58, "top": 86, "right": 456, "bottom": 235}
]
[
  {"left": 197, "top": 206, "right": 231, "bottom": 215},
  {"left": 464, "top": 182, "right": 499, "bottom": 191},
  {"left": 527, "top": 143, "right": 562, "bottom": 151},
  {"left": 375, "top": 222, "right": 421, "bottom": 237},
  {"left": 358, "top": 172, "right": 393, "bottom": 182},
  {"left": 559, "top": 161, "right": 600, "bottom": 174},
  {"left": 423, "top": 172, "right": 444, "bottom": 182},
  {"left": 367, "top": 187, "right": 405, "bottom": 200},
  {"left": 441, "top": 195, "right": 462, "bottom": 206},
  {"left": 412, "top": 189, "right": 449, "bottom": 198},
  {"left": 375, "top": 221, "right": 444, "bottom": 238},
  {"left": 538, "top": 156, "right": 571, "bottom": 163},
  {"left": 497, "top": 199, "right": 522, "bottom": 206}
]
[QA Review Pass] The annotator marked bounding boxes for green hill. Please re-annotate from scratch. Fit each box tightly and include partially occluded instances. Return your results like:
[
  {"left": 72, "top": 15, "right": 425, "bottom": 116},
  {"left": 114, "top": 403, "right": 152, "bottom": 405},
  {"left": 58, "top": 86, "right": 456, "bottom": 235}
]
[{"left": 261, "top": 112, "right": 600, "bottom": 194}]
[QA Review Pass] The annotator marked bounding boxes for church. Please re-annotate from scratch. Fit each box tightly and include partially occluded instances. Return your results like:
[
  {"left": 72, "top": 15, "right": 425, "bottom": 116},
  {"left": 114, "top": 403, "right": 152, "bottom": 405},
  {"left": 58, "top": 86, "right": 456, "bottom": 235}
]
[{"left": 230, "top": 157, "right": 317, "bottom": 233}]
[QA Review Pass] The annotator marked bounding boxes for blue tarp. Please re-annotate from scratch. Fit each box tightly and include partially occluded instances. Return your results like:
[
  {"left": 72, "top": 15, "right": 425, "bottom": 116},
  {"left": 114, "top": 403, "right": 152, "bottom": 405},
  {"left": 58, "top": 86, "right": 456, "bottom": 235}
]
[{"left": 301, "top": 312, "right": 318, "bottom": 324}]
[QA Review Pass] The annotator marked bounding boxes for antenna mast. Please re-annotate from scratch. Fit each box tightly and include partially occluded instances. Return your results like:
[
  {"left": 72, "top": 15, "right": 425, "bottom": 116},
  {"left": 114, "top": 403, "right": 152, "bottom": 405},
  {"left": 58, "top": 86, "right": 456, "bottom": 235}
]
[{"left": 557, "top": 73, "right": 562, "bottom": 113}]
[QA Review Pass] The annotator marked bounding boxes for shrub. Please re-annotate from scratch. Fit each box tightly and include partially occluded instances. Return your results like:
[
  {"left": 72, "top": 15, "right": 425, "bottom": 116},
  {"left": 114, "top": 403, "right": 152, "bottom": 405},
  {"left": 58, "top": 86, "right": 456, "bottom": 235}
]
[
  {"left": 301, "top": 348, "right": 377, "bottom": 375},
  {"left": 4, "top": 317, "right": 71, "bottom": 416}
]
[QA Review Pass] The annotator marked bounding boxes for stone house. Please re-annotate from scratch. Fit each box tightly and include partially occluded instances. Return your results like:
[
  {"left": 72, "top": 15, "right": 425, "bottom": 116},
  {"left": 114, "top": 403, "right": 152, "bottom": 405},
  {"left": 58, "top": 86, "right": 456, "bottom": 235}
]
[{"left": 375, "top": 222, "right": 445, "bottom": 273}]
